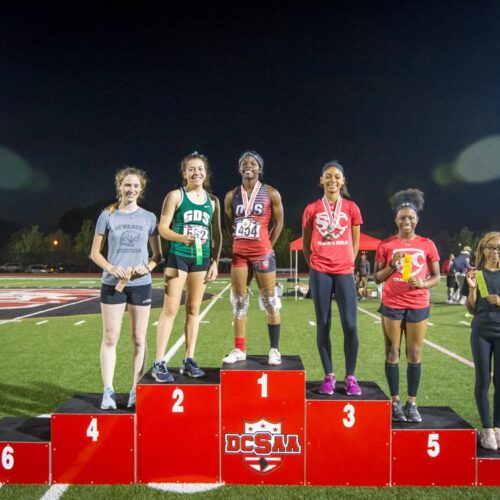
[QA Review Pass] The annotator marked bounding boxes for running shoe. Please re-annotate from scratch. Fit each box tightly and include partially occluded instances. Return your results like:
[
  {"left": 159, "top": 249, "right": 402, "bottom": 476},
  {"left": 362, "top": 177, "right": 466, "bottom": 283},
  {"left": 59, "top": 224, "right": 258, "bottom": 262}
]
[
  {"left": 222, "top": 348, "right": 246, "bottom": 364},
  {"left": 180, "top": 358, "right": 205, "bottom": 378},
  {"left": 391, "top": 400, "right": 407, "bottom": 422},
  {"left": 101, "top": 387, "right": 117, "bottom": 410},
  {"left": 152, "top": 360, "right": 174, "bottom": 383},
  {"left": 268, "top": 348, "right": 282, "bottom": 366},
  {"left": 404, "top": 401, "right": 422, "bottom": 422},
  {"left": 344, "top": 375, "right": 362, "bottom": 396},
  {"left": 495, "top": 428, "right": 500, "bottom": 448},
  {"left": 480, "top": 429, "right": 499, "bottom": 451},
  {"left": 127, "top": 388, "right": 136, "bottom": 408},
  {"left": 319, "top": 374, "right": 336, "bottom": 395}
]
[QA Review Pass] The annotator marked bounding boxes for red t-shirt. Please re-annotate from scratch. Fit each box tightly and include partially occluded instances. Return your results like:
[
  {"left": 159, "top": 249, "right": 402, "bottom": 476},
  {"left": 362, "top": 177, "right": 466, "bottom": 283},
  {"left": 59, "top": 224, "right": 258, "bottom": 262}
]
[
  {"left": 302, "top": 197, "right": 363, "bottom": 274},
  {"left": 375, "top": 235, "right": 440, "bottom": 309}
]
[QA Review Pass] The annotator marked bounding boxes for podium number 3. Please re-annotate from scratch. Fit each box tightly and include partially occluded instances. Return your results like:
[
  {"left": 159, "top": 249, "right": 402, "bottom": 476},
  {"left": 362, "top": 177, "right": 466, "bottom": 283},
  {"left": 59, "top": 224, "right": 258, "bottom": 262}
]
[
  {"left": 86, "top": 418, "right": 99, "bottom": 442},
  {"left": 172, "top": 388, "right": 184, "bottom": 413},
  {"left": 427, "top": 433, "right": 440, "bottom": 457},
  {"left": 343, "top": 403, "right": 355, "bottom": 428},
  {"left": 258, "top": 374, "right": 268, "bottom": 398},
  {"left": 1, "top": 445, "right": 14, "bottom": 470}
]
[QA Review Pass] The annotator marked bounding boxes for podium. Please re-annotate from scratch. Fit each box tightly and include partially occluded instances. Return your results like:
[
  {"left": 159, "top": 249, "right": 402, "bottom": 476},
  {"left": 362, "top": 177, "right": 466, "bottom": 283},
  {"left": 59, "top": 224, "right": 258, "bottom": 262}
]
[
  {"left": 306, "top": 381, "right": 391, "bottom": 486},
  {"left": 51, "top": 393, "right": 135, "bottom": 484},
  {"left": 391, "top": 406, "right": 476, "bottom": 486},
  {"left": 221, "top": 355, "right": 305, "bottom": 485},
  {"left": 477, "top": 444, "right": 500, "bottom": 486},
  {"left": 136, "top": 368, "right": 220, "bottom": 483},
  {"left": 0, "top": 417, "right": 50, "bottom": 484}
]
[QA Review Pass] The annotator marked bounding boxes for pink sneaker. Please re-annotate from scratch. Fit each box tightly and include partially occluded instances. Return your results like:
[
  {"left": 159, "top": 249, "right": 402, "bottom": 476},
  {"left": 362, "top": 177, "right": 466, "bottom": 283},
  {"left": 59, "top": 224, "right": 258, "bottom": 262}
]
[
  {"left": 345, "top": 375, "right": 362, "bottom": 396},
  {"left": 319, "top": 375, "right": 336, "bottom": 395}
]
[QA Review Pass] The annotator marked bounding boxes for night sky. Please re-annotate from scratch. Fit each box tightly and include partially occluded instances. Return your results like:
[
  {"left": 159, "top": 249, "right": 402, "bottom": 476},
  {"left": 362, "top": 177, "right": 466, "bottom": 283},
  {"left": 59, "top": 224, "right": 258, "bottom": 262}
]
[{"left": 1, "top": 1, "right": 500, "bottom": 239}]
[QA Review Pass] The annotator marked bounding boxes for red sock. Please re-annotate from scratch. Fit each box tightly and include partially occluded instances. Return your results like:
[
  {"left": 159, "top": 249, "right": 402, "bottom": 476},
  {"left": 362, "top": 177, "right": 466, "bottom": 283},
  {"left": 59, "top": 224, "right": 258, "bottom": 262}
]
[{"left": 235, "top": 337, "right": 246, "bottom": 352}]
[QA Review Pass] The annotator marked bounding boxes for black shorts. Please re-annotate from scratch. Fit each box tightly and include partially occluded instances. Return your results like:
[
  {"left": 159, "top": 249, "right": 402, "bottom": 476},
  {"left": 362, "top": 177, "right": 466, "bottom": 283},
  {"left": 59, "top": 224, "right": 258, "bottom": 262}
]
[
  {"left": 446, "top": 274, "right": 455, "bottom": 288},
  {"left": 100, "top": 284, "right": 152, "bottom": 306},
  {"left": 167, "top": 253, "right": 211, "bottom": 273},
  {"left": 378, "top": 304, "right": 430, "bottom": 323}
]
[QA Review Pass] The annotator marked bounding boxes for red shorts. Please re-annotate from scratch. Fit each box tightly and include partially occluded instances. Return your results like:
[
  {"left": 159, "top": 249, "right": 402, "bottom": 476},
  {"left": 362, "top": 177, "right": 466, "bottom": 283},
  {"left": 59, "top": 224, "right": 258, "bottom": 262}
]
[{"left": 231, "top": 251, "right": 276, "bottom": 273}]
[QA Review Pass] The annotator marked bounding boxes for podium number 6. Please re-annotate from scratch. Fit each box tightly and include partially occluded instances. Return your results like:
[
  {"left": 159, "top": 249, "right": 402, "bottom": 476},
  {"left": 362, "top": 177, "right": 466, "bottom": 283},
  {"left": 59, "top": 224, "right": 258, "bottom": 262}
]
[
  {"left": 427, "top": 433, "right": 440, "bottom": 457},
  {"left": 342, "top": 403, "right": 355, "bottom": 428},
  {"left": 258, "top": 374, "right": 268, "bottom": 398},
  {"left": 1, "top": 445, "right": 14, "bottom": 470},
  {"left": 172, "top": 388, "right": 184, "bottom": 413},
  {"left": 86, "top": 418, "right": 99, "bottom": 442}
]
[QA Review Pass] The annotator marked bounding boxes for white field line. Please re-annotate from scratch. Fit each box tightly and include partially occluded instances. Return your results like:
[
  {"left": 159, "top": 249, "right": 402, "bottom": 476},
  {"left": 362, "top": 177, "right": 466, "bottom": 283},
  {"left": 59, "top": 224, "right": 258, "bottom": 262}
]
[
  {"left": 152, "top": 321, "right": 158, "bottom": 326},
  {"left": 357, "top": 305, "right": 474, "bottom": 369},
  {"left": 74, "top": 320, "right": 86, "bottom": 326},
  {"left": 164, "top": 284, "right": 231, "bottom": 362},
  {"left": 308, "top": 321, "right": 316, "bottom": 326},
  {"left": 200, "top": 320, "right": 210, "bottom": 324},
  {"left": 36, "top": 320, "right": 48, "bottom": 325},
  {"left": 0, "top": 296, "right": 99, "bottom": 327},
  {"left": 40, "top": 484, "right": 69, "bottom": 500},
  {"left": 460, "top": 321, "right": 471, "bottom": 326},
  {"left": 428, "top": 322, "right": 434, "bottom": 326},
  {"left": 148, "top": 483, "right": 223, "bottom": 493}
]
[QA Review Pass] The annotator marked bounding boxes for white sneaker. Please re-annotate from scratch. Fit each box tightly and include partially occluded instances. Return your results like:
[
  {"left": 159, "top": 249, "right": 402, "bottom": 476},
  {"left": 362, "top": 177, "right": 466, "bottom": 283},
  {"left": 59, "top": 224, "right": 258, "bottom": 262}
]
[
  {"left": 459, "top": 297, "right": 467, "bottom": 305},
  {"left": 127, "top": 388, "right": 136, "bottom": 408},
  {"left": 268, "top": 348, "right": 282, "bottom": 366},
  {"left": 495, "top": 428, "right": 500, "bottom": 448},
  {"left": 222, "top": 348, "right": 246, "bottom": 364},
  {"left": 101, "top": 387, "right": 117, "bottom": 410},
  {"left": 480, "top": 429, "right": 498, "bottom": 450}
]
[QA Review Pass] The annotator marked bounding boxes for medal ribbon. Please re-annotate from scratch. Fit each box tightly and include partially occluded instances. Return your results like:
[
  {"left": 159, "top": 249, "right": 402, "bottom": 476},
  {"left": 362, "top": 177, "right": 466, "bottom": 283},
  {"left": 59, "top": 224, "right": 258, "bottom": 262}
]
[
  {"left": 476, "top": 270, "right": 489, "bottom": 297},
  {"left": 321, "top": 195, "right": 343, "bottom": 237},
  {"left": 241, "top": 181, "right": 261, "bottom": 217},
  {"left": 195, "top": 237, "right": 203, "bottom": 265},
  {"left": 402, "top": 254, "right": 412, "bottom": 281}
]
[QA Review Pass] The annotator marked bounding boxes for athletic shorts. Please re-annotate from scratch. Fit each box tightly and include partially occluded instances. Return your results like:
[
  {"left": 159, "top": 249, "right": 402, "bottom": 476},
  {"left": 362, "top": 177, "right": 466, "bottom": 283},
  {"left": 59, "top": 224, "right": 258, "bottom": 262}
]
[
  {"left": 378, "top": 304, "right": 430, "bottom": 323},
  {"left": 166, "top": 253, "right": 211, "bottom": 273},
  {"left": 446, "top": 274, "right": 455, "bottom": 288},
  {"left": 231, "top": 251, "right": 276, "bottom": 273},
  {"left": 100, "top": 283, "right": 152, "bottom": 306}
]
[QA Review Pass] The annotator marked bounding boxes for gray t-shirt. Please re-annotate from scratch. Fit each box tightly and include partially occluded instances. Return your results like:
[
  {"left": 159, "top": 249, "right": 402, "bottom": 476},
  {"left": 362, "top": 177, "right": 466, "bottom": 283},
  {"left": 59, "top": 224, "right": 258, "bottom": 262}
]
[{"left": 95, "top": 207, "right": 158, "bottom": 287}]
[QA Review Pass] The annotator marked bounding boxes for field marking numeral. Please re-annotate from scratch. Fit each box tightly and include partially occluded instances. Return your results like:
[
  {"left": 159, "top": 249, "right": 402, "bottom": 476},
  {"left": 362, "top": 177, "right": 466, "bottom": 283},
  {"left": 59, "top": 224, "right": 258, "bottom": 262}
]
[
  {"left": 1, "top": 445, "right": 14, "bottom": 470},
  {"left": 172, "top": 388, "right": 184, "bottom": 413},
  {"left": 86, "top": 418, "right": 99, "bottom": 442},
  {"left": 342, "top": 403, "right": 355, "bottom": 428},
  {"left": 257, "top": 373, "right": 268, "bottom": 398},
  {"left": 427, "top": 433, "right": 440, "bottom": 457}
]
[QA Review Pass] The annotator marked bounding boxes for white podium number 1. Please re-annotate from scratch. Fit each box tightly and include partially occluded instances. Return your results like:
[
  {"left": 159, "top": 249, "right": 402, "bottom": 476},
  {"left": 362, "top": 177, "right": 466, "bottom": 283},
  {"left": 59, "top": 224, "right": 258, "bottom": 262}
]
[
  {"left": 1, "top": 445, "right": 14, "bottom": 470},
  {"left": 427, "top": 433, "right": 440, "bottom": 457},
  {"left": 258, "top": 374, "right": 268, "bottom": 398},
  {"left": 86, "top": 418, "right": 99, "bottom": 442},
  {"left": 172, "top": 388, "right": 185, "bottom": 413},
  {"left": 342, "top": 403, "right": 355, "bottom": 428}
]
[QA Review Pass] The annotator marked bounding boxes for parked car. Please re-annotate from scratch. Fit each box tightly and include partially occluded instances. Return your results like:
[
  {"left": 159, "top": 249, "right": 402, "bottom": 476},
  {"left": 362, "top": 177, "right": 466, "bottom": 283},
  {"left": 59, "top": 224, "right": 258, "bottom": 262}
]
[
  {"left": 56, "top": 262, "right": 78, "bottom": 273},
  {"left": 25, "top": 264, "right": 49, "bottom": 273},
  {"left": 0, "top": 263, "right": 22, "bottom": 272}
]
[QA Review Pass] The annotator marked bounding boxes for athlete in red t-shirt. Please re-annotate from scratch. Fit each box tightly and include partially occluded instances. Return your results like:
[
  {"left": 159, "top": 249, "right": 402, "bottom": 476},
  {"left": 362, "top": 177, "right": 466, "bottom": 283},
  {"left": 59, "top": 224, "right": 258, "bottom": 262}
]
[
  {"left": 302, "top": 161, "right": 363, "bottom": 396},
  {"left": 374, "top": 189, "right": 440, "bottom": 423},
  {"left": 222, "top": 151, "right": 284, "bottom": 366}
]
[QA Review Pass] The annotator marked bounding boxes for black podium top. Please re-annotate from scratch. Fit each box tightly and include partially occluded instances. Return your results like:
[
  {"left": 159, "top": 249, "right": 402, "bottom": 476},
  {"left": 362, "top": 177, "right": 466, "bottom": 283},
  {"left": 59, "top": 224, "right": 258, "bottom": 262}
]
[
  {"left": 306, "top": 381, "right": 389, "bottom": 401},
  {"left": 54, "top": 393, "right": 135, "bottom": 415},
  {"left": 221, "top": 355, "right": 304, "bottom": 371},
  {"left": 477, "top": 443, "right": 500, "bottom": 459},
  {"left": 139, "top": 367, "right": 221, "bottom": 385},
  {"left": 0, "top": 417, "right": 51, "bottom": 442},
  {"left": 392, "top": 406, "right": 474, "bottom": 430}
]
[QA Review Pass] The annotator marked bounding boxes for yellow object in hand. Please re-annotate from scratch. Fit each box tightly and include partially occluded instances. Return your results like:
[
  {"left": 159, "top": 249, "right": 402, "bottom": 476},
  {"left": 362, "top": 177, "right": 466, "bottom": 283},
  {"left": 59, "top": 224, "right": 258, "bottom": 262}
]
[
  {"left": 476, "top": 271, "right": 489, "bottom": 297},
  {"left": 402, "top": 254, "right": 412, "bottom": 282}
]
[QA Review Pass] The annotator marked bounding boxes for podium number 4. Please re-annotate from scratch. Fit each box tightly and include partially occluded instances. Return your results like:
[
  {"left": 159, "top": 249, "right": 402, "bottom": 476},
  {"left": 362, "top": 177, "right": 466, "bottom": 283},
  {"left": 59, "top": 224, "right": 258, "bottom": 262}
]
[
  {"left": 427, "top": 433, "right": 440, "bottom": 457},
  {"left": 1, "top": 445, "right": 14, "bottom": 470},
  {"left": 86, "top": 418, "right": 99, "bottom": 442}
]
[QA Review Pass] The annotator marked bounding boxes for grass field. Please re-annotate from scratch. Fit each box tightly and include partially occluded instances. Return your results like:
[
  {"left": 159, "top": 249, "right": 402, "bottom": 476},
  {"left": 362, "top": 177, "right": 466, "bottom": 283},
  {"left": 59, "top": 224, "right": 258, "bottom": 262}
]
[{"left": 1, "top": 275, "right": 499, "bottom": 499}]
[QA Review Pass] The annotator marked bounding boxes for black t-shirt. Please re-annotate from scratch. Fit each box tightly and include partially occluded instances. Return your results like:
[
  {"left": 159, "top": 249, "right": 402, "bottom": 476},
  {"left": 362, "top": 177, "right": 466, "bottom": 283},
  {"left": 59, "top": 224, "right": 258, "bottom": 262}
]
[{"left": 471, "top": 267, "right": 500, "bottom": 337}]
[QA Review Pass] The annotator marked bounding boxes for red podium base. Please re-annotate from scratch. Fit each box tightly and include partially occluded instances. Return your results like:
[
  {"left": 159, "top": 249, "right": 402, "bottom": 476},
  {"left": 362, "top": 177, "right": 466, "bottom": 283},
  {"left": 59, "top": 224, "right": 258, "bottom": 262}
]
[
  {"left": 136, "top": 367, "right": 220, "bottom": 483},
  {"left": 477, "top": 444, "right": 500, "bottom": 486},
  {"left": 306, "top": 381, "right": 391, "bottom": 486},
  {"left": 51, "top": 393, "right": 135, "bottom": 484},
  {"left": 221, "top": 355, "right": 305, "bottom": 485},
  {"left": 391, "top": 406, "right": 476, "bottom": 486},
  {"left": 0, "top": 417, "right": 50, "bottom": 484}
]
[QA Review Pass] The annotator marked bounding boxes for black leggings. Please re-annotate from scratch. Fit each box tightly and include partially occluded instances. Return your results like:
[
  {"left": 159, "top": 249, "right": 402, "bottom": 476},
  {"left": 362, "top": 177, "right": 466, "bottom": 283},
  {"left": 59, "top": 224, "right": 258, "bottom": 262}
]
[
  {"left": 470, "top": 329, "right": 500, "bottom": 428},
  {"left": 309, "top": 269, "right": 359, "bottom": 375}
]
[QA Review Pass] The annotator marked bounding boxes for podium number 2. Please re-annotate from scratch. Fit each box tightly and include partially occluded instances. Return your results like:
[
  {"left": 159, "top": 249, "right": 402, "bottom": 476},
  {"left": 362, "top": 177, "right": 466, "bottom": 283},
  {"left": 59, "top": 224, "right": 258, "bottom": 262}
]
[
  {"left": 343, "top": 403, "right": 355, "bottom": 428},
  {"left": 427, "top": 433, "right": 440, "bottom": 457},
  {"left": 258, "top": 374, "right": 268, "bottom": 398},
  {"left": 172, "top": 388, "right": 184, "bottom": 413},
  {"left": 86, "top": 418, "right": 99, "bottom": 442},
  {"left": 1, "top": 445, "right": 14, "bottom": 470}
]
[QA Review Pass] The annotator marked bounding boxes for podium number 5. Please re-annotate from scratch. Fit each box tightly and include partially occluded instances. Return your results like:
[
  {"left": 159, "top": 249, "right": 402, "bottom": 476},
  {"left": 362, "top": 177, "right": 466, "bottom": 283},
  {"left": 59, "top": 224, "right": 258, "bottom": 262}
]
[
  {"left": 86, "top": 418, "right": 99, "bottom": 442},
  {"left": 343, "top": 403, "right": 355, "bottom": 428},
  {"left": 1, "top": 445, "right": 14, "bottom": 470},
  {"left": 172, "top": 388, "right": 184, "bottom": 413},
  {"left": 427, "top": 433, "right": 440, "bottom": 457}
]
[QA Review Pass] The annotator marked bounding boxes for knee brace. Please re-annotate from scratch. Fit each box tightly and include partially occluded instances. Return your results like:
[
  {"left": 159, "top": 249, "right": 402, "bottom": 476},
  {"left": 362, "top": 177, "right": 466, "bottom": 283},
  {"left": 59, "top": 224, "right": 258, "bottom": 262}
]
[
  {"left": 230, "top": 290, "right": 250, "bottom": 319},
  {"left": 258, "top": 289, "right": 282, "bottom": 315}
]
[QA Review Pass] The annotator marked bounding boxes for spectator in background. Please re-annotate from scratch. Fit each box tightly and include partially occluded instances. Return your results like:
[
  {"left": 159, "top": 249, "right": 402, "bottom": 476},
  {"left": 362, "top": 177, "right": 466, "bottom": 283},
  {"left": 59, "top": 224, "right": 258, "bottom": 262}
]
[
  {"left": 441, "top": 253, "right": 456, "bottom": 304},
  {"left": 454, "top": 246, "right": 472, "bottom": 304},
  {"left": 355, "top": 252, "right": 370, "bottom": 300}
]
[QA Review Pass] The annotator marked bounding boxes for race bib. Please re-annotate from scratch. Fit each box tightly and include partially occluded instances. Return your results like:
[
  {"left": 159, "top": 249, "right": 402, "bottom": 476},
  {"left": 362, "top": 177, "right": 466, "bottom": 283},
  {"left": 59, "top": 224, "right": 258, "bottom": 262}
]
[
  {"left": 183, "top": 224, "right": 209, "bottom": 244},
  {"left": 235, "top": 218, "right": 261, "bottom": 239}
]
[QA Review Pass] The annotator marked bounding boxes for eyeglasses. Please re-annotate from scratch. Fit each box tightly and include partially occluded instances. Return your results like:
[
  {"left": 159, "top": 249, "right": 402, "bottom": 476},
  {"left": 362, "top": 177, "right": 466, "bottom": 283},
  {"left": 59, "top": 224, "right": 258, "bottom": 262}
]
[{"left": 484, "top": 246, "right": 500, "bottom": 252}]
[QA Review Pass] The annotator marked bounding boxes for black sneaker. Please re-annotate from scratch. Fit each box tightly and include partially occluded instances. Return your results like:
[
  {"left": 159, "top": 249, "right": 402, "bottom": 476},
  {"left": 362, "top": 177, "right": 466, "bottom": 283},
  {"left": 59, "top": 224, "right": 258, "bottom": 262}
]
[
  {"left": 404, "top": 401, "right": 422, "bottom": 422},
  {"left": 180, "top": 358, "right": 205, "bottom": 378},
  {"left": 152, "top": 360, "right": 174, "bottom": 383},
  {"left": 391, "top": 401, "right": 407, "bottom": 422}
]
